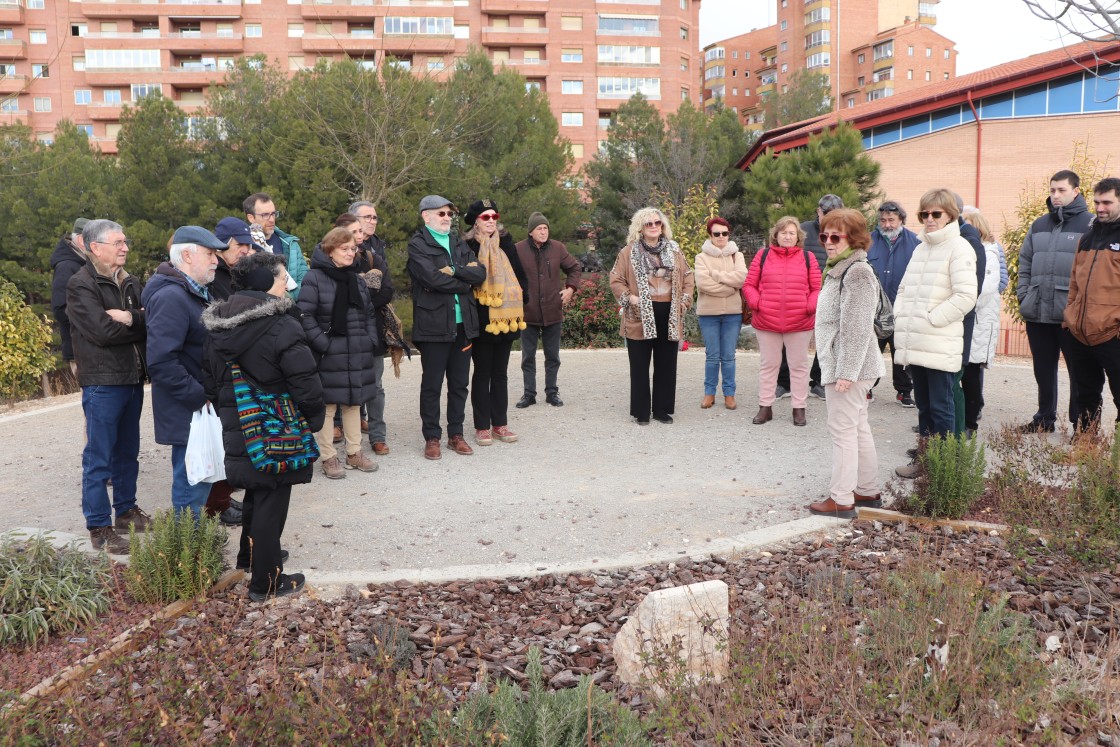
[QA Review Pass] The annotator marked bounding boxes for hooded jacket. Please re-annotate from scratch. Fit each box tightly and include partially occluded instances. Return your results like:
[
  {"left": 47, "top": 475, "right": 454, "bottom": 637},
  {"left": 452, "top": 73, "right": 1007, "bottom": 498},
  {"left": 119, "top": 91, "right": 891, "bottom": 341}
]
[
  {"left": 297, "top": 247, "right": 378, "bottom": 405},
  {"left": 1063, "top": 217, "right": 1120, "bottom": 346},
  {"left": 407, "top": 226, "right": 487, "bottom": 342},
  {"left": 203, "top": 292, "right": 326, "bottom": 489},
  {"left": 269, "top": 227, "right": 309, "bottom": 299},
  {"left": 743, "top": 244, "right": 821, "bottom": 333},
  {"left": 142, "top": 263, "right": 211, "bottom": 446},
  {"left": 969, "top": 241, "right": 1003, "bottom": 365},
  {"left": 65, "top": 260, "right": 146, "bottom": 386},
  {"left": 50, "top": 236, "right": 87, "bottom": 360},
  {"left": 1017, "top": 193, "right": 1092, "bottom": 324},
  {"left": 513, "top": 236, "right": 582, "bottom": 327}
]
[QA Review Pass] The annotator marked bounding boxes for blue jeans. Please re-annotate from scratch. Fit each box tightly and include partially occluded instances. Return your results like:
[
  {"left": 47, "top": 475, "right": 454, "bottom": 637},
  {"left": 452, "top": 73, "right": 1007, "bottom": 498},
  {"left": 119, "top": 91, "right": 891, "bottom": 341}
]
[
  {"left": 697, "top": 314, "right": 740, "bottom": 396},
  {"left": 171, "top": 443, "right": 213, "bottom": 518},
  {"left": 910, "top": 365, "right": 957, "bottom": 438},
  {"left": 81, "top": 385, "right": 143, "bottom": 529}
]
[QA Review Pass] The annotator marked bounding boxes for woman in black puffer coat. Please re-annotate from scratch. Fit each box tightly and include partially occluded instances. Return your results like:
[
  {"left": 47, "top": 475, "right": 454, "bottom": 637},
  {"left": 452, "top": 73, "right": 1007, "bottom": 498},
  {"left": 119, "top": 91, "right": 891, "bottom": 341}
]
[
  {"left": 298, "top": 227, "right": 379, "bottom": 479},
  {"left": 202, "top": 252, "right": 325, "bottom": 602},
  {"left": 463, "top": 199, "right": 529, "bottom": 446}
]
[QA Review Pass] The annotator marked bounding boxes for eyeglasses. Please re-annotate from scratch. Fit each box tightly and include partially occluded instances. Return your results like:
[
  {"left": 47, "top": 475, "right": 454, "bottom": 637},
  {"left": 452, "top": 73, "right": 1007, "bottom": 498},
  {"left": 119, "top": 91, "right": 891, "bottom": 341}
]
[
  {"left": 917, "top": 210, "right": 945, "bottom": 221},
  {"left": 357, "top": 214, "right": 379, "bottom": 222},
  {"left": 433, "top": 210, "right": 455, "bottom": 218},
  {"left": 710, "top": 231, "right": 729, "bottom": 237},
  {"left": 644, "top": 219, "right": 663, "bottom": 228},
  {"left": 335, "top": 246, "right": 359, "bottom": 254},
  {"left": 252, "top": 211, "right": 281, "bottom": 220},
  {"left": 478, "top": 212, "right": 499, "bottom": 222},
  {"left": 818, "top": 233, "right": 849, "bottom": 245},
  {"left": 92, "top": 239, "right": 131, "bottom": 250}
]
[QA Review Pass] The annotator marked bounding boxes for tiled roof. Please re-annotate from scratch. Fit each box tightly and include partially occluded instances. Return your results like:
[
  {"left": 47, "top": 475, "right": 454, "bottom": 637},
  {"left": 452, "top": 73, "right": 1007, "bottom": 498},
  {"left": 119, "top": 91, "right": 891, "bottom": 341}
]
[{"left": 738, "top": 40, "right": 1120, "bottom": 169}]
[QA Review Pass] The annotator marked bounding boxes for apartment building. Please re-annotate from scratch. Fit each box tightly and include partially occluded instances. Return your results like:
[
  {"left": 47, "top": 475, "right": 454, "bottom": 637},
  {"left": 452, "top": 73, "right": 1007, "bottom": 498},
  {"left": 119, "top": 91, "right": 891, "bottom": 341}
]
[
  {"left": 0, "top": 0, "right": 701, "bottom": 164},
  {"left": 702, "top": 0, "right": 955, "bottom": 130}
]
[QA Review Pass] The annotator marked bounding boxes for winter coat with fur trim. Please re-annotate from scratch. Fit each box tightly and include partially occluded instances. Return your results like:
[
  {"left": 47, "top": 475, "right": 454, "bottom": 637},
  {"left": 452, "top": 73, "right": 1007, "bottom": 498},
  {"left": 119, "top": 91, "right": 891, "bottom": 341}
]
[{"left": 694, "top": 240, "right": 747, "bottom": 317}]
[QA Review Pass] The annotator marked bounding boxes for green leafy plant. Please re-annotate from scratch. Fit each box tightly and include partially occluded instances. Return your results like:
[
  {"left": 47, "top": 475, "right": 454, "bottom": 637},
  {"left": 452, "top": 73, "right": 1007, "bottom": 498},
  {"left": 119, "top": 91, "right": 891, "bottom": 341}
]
[
  {"left": 562, "top": 275, "right": 625, "bottom": 349},
  {"left": 452, "top": 646, "right": 650, "bottom": 746},
  {"left": 125, "top": 511, "right": 225, "bottom": 603},
  {"left": 0, "top": 278, "right": 55, "bottom": 402},
  {"left": 910, "top": 434, "right": 987, "bottom": 519},
  {"left": 0, "top": 533, "right": 110, "bottom": 648}
]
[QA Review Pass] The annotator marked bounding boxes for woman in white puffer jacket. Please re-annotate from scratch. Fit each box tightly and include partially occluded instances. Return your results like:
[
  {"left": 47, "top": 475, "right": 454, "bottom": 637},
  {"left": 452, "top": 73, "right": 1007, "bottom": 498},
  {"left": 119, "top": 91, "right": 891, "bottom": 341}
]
[
  {"left": 961, "top": 208, "right": 1002, "bottom": 436},
  {"left": 893, "top": 188, "right": 978, "bottom": 455}
]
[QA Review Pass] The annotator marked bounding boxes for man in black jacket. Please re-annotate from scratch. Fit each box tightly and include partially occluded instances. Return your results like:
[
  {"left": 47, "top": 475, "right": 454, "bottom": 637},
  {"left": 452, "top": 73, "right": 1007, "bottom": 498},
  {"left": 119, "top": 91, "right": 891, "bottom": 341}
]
[
  {"left": 51, "top": 217, "right": 89, "bottom": 375},
  {"left": 349, "top": 200, "right": 394, "bottom": 455},
  {"left": 67, "top": 219, "right": 151, "bottom": 555},
  {"left": 406, "top": 195, "right": 486, "bottom": 460}
]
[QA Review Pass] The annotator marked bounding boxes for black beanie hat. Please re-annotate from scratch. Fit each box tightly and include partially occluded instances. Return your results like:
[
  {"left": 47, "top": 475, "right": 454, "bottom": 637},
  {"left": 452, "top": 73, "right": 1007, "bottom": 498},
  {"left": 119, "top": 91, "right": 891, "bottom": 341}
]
[
  {"left": 242, "top": 266, "right": 278, "bottom": 293},
  {"left": 464, "top": 198, "right": 498, "bottom": 227}
]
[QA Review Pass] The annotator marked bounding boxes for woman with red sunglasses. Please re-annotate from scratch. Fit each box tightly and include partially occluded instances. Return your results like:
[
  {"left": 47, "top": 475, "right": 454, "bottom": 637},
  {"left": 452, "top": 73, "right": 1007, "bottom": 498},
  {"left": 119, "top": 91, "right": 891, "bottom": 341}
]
[{"left": 694, "top": 217, "right": 747, "bottom": 410}]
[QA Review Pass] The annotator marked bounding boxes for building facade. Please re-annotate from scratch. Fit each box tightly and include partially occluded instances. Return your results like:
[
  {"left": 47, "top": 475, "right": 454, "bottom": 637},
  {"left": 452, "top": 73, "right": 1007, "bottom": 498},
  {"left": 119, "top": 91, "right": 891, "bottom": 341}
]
[
  {"left": 0, "top": 0, "right": 702, "bottom": 164},
  {"left": 702, "top": 0, "right": 955, "bottom": 129}
]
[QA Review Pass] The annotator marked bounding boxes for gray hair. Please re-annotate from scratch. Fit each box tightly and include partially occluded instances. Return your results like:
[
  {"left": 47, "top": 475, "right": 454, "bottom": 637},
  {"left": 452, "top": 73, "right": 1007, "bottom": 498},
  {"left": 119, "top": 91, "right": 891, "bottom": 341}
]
[
  {"left": 82, "top": 219, "right": 122, "bottom": 248},
  {"left": 348, "top": 199, "right": 375, "bottom": 214},
  {"left": 818, "top": 194, "right": 844, "bottom": 214},
  {"left": 878, "top": 200, "right": 907, "bottom": 224},
  {"left": 953, "top": 192, "right": 965, "bottom": 212},
  {"left": 625, "top": 207, "right": 673, "bottom": 246},
  {"left": 169, "top": 242, "right": 199, "bottom": 268}
]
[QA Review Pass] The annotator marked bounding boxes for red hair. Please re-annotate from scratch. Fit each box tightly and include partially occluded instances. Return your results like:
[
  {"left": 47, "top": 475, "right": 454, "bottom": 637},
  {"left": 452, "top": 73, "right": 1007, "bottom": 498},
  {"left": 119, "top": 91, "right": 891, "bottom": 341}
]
[{"left": 706, "top": 217, "right": 730, "bottom": 234}]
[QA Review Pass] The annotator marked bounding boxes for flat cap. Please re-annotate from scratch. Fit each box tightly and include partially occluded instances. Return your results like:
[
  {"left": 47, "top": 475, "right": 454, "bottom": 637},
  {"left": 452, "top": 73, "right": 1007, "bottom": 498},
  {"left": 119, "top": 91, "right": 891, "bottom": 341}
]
[
  {"left": 419, "top": 195, "right": 455, "bottom": 213},
  {"left": 171, "top": 225, "right": 226, "bottom": 250}
]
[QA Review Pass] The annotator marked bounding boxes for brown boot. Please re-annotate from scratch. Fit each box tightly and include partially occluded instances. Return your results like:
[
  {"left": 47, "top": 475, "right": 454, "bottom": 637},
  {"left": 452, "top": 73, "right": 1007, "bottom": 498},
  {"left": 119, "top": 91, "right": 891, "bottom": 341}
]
[
  {"left": 724, "top": 395, "right": 737, "bottom": 410},
  {"left": 752, "top": 405, "right": 772, "bottom": 424},
  {"left": 424, "top": 438, "right": 442, "bottom": 460},
  {"left": 701, "top": 394, "right": 715, "bottom": 409},
  {"left": 792, "top": 408, "right": 807, "bottom": 426}
]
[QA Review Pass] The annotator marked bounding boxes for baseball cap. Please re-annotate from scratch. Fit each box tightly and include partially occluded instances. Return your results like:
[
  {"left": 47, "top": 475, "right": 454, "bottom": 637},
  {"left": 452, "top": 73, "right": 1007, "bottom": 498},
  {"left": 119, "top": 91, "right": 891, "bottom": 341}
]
[{"left": 214, "top": 217, "right": 253, "bottom": 246}]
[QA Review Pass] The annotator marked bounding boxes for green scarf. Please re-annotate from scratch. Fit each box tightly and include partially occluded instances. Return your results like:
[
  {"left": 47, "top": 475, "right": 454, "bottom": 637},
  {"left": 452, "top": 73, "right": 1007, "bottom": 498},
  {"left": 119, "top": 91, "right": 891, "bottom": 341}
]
[{"left": 825, "top": 247, "right": 855, "bottom": 269}]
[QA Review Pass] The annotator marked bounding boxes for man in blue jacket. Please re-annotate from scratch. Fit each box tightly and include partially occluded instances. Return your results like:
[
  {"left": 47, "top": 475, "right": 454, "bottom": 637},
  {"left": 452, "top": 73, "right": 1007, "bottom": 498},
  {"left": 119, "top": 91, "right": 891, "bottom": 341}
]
[
  {"left": 867, "top": 200, "right": 920, "bottom": 406},
  {"left": 142, "top": 226, "right": 223, "bottom": 517},
  {"left": 244, "top": 192, "right": 309, "bottom": 298}
]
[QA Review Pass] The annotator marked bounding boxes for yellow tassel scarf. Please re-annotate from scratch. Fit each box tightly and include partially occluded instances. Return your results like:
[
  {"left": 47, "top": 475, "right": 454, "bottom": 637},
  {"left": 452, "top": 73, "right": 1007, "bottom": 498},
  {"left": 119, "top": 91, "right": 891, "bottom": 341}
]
[{"left": 473, "top": 230, "right": 526, "bottom": 334}]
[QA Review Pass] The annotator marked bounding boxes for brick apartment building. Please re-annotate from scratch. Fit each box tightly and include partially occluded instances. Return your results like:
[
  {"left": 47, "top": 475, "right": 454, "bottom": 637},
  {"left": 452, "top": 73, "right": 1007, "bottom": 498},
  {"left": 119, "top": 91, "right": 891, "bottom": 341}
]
[
  {"left": 702, "top": 0, "right": 955, "bottom": 130},
  {"left": 0, "top": 0, "right": 702, "bottom": 164}
]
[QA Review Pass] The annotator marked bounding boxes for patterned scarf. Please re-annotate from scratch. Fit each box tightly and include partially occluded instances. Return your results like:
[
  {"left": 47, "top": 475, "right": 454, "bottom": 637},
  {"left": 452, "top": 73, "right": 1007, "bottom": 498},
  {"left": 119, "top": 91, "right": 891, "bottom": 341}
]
[
  {"left": 472, "top": 229, "right": 525, "bottom": 334},
  {"left": 628, "top": 236, "right": 682, "bottom": 341}
]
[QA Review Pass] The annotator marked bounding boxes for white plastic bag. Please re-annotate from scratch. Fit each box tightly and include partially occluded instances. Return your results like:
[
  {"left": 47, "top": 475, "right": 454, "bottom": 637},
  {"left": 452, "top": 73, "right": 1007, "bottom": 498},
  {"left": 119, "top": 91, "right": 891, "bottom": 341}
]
[{"left": 185, "top": 403, "right": 226, "bottom": 485}]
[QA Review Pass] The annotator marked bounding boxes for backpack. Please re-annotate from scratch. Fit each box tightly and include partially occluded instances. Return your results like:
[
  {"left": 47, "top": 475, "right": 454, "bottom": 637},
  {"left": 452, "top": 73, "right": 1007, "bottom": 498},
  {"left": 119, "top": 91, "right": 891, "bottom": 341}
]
[
  {"left": 743, "top": 245, "right": 816, "bottom": 325},
  {"left": 228, "top": 361, "right": 319, "bottom": 474},
  {"left": 838, "top": 260, "right": 894, "bottom": 340}
]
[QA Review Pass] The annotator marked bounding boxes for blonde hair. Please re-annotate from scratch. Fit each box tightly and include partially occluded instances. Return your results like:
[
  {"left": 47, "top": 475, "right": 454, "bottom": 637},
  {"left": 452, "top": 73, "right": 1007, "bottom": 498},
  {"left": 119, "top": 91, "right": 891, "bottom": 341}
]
[
  {"left": 768, "top": 216, "right": 805, "bottom": 246},
  {"left": 918, "top": 188, "right": 960, "bottom": 221},
  {"left": 962, "top": 208, "right": 994, "bottom": 243},
  {"left": 626, "top": 207, "right": 673, "bottom": 246}
]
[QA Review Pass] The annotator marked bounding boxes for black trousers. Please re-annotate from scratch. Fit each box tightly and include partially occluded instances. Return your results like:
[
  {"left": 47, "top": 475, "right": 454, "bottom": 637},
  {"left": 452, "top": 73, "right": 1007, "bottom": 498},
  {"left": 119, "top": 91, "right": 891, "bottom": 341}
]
[
  {"left": 415, "top": 324, "right": 471, "bottom": 440},
  {"left": 777, "top": 348, "right": 821, "bottom": 389},
  {"left": 1061, "top": 330, "right": 1120, "bottom": 431},
  {"left": 872, "top": 333, "right": 913, "bottom": 394},
  {"left": 237, "top": 483, "right": 292, "bottom": 596},
  {"left": 626, "top": 301, "right": 678, "bottom": 421},
  {"left": 471, "top": 335, "right": 514, "bottom": 430},
  {"left": 961, "top": 362, "right": 985, "bottom": 431},
  {"left": 521, "top": 322, "right": 563, "bottom": 397},
  {"left": 1026, "top": 321, "right": 1080, "bottom": 427}
]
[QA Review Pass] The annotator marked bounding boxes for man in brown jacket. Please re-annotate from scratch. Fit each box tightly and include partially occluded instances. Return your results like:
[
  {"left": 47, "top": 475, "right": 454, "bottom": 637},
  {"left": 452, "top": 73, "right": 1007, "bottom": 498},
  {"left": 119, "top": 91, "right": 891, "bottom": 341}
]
[{"left": 514, "top": 212, "right": 582, "bottom": 407}]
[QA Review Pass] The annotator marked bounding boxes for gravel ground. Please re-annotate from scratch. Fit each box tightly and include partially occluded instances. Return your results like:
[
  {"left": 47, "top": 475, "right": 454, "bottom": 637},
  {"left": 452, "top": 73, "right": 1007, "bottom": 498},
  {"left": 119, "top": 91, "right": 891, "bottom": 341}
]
[{"left": 0, "top": 349, "right": 1104, "bottom": 598}]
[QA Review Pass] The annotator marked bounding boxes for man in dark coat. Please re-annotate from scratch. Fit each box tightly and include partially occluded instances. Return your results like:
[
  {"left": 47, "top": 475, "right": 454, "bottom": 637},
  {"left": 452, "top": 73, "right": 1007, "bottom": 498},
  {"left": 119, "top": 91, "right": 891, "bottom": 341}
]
[
  {"left": 867, "top": 200, "right": 920, "bottom": 406},
  {"left": 406, "top": 195, "right": 486, "bottom": 460},
  {"left": 142, "top": 225, "right": 223, "bottom": 517},
  {"left": 51, "top": 217, "right": 90, "bottom": 375},
  {"left": 203, "top": 251, "right": 325, "bottom": 601},
  {"left": 349, "top": 199, "right": 394, "bottom": 455},
  {"left": 209, "top": 217, "right": 257, "bottom": 302},
  {"left": 514, "top": 211, "right": 582, "bottom": 408},
  {"left": 67, "top": 219, "right": 150, "bottom": 554}
]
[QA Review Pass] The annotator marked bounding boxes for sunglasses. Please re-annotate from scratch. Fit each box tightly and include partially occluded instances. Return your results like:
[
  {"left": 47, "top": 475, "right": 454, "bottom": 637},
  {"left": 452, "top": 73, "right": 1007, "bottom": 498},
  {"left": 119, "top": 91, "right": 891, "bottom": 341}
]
[
  {"left": 478, "top": 212, "right": 499, "bottom": 221},
  {"left": 644, "top": 219, "right": 663, "bottom": 228},
  {"left": 818, "top": 233, "right": 849, "bottom": 245},
  {"left": 917, "top": 210, "right": 945, "bottom": 221},
  {"left": 710, "top": 231, "right": 729, "bottom": 237},
  {"left": 433, "top": 210, "right": 455, "bottom": 218}
]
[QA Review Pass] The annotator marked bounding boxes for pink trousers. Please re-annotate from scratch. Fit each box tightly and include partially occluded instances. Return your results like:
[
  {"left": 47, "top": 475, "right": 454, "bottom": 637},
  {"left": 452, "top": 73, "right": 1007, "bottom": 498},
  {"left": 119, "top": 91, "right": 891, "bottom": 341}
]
[
  {"left": 756, "top": 329, "right": 813, "bottom": 408},
  {"left": 825, "top": 380, "right": 879, "bottom": 505}
]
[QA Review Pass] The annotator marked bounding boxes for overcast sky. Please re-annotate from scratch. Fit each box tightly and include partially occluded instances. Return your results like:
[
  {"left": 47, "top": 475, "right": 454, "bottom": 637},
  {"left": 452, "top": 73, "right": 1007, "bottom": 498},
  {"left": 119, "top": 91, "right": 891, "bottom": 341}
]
[{"left": 699, "top": 0, "right": 1082, "bottom": 74}]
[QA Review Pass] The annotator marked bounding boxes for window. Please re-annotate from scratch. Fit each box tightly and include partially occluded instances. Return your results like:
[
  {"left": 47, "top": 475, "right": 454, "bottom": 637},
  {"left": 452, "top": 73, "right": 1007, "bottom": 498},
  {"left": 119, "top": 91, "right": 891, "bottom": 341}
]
[
  {"left": 562, "top": 79, "right": 583, "bottom": 94},
  {"left": 873, "top": 67, "right": 892, "bottom": 82},
  {"left": 561, "top": 15, "right": 581, "bottom": 31},
  {"left": 873, "top": 40, "right": 893, "bottom": 61},
  {"left": 383, "top": 17, "right": 454, "bottom": 35},
  {"left": 804, "top": 7, "right": 829, "bottom": 24},
  {"left": 680, "top": 57, "right": 688, "bottom": 72},
  {"left": 245, "top": 24, "right": 262, "bottom": 38},
  {"left": 36, "top": 133, "right": 53, "bottom": 144},
  {"left": 781, "top": 63, "right": 788, "bottom": 73},
  {"left": 492, "top": 49, "right": 509, "bottom": 63},
  {"left": 944, "top": 49, "right": 950, "bottom": 59},
  {"left": 31, "top": 64, "right": 48, "bottom": 78},
  {"left": 598, "top": 112, "right": 613, "bottom": 128},
  {"left": 926, "top": 47, "right": 932, "bottom": 57},
  {"left": 857, "top": 76, "right": 865, "bottom": 86},
  {"left": 130, "top": 83, "right": 162, "bottom": 101},
  {"left": 454, "top": 24, "right": 469, "bottom": 39},
  {"left": 562, "top": 48, "right": 582, "bottom": 63},
  {"left": 731, "top": 87, "right": 736, "bottom": 96},
  {"left": 216, "top": 23, "right": 234, "bottom": 38},
  {"left": 178, "top": 23, "right": 201, "bottom": 38},
  {"left": 597, "top": 76, "right": 660, "bottom": 99},
  {"left": 74, "top": 89, "right": 91, "bottom": 105},
  {"left": 705, "top": 47, "right": 725, "bottom": 63},
  {"left": 427, "top": 58, "right": 445, "bottom": 71},
  {"left": 70, "top": 24, "right": 87, "bottom": 37},
  {"left": 847, "top": 97, "right": 855, "bottom": 108},
  {"left": 571, "top": 143, "right": 584, "bottom": 159},
  {"left": 733, "top": 51, "right": 738, "bottom": 59},
  {"left": 0, "top": 29, "right": 11, "bottom": 40},
  {"left": 288, "top": 23, "right": 303, "bottom": 38},
  {"left": 597, "top": 15, "right": 658, "bottom": 35},
  {"left": 27, "top": 0, "right": 44, "bottom": 8},
  {"left": 72, "top": 56, "right": 84, "bottom": 71},
  {"left": 288, "top": 55, "right": 305, "bottom": 71},
  {"left": 599, "top": 46, "right": 660, "bottom": 65},
  {"left": 805, "top": 30, "right": 829, "bottom": 49},
  {"left": 1, "top": 98, "right": 18, "bottom": 113},
  {"left": 386, "top": 56, "right": 411, "bottom": 70},
  {"left": 680, "top": 26, "right": 688, "bottom": 40},
  {"left": 908, "top": 45, "right": 914, "bottom": 57},
  {"left": 944, "top": 71, "right": 950, "bottom": 80},
  {"left": 562, "top": 112, "right": 583, "bottom": 126},
  {"left": 780, "top": 20, "right": 787, "bottom": 30},
  {"left": 525, "top": 80, "right": 541, "bottom": 92},
  {"left": 907, "top": 69, "right": 913, "bottom": 79},
  {"left": 523, "top": 17, "right": 541, "bottom": 29},
  {"left": 33, "top": 96, "right": 51, "bottom": 112},
  {"left": 682, "top": 0, "right": 688, "bottom": 8},
  {"left": 30, "top": 30, "right": 47, "bottom": 45},
  {"left": 350, "top": 25, "right": 375, "bottom": 39},
  {"left": 523, "top": 49, "right": 540, "bottom": 63},
  {"left": 103, "top": 89, "right": 121, "bottom": 105},
  {"left": 857, "top": 53, "right": 865, "bottom": 64},
  {"left": 704, "top": 66, "right": 724, "bottom": 81},
  {"left": 780, "top": 41, "right": 787, "bottom": 52},
  {"left": 925, "top": 70, "right": 931, "bottom": 81},
  {"left": 867, "top": 87, "right": 893, "bottom": 102},
  {"left": 0, "top": 63, "right": 13, "bottom": 76},
  {"left": 85, "top": 50, "right": 160, "bottom": 69},
  {"left": 682, "top": 87, "right": 689, "bottom": 100},
  {"left": 731, "top": 69, "right": 737, "bottom": 77},
  {"left": 77, "top": 125, "right": 94, "bottom": 137}
]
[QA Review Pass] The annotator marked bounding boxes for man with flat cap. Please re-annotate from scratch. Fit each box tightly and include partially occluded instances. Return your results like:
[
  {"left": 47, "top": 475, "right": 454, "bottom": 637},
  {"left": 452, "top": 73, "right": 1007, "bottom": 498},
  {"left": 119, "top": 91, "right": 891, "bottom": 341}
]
[
  {"left": 51, "top": 217, "right": 91, "bottom": 376},
  {"left": 407, "top": 195, "right": 487, "bottom": 460},
  {"left": 142, "top": 226, "right": 224, "bottom": 516}
]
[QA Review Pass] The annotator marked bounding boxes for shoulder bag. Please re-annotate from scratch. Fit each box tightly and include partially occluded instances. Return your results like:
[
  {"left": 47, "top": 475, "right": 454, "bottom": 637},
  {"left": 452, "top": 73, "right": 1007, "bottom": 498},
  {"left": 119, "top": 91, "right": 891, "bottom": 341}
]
[{"left": 228, "top": 361, "right": 320, "bottom": 474}]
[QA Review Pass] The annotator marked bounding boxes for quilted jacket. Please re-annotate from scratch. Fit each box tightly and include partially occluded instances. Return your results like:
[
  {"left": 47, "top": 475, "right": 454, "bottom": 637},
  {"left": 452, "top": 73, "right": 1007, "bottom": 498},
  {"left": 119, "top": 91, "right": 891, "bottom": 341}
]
[{"left": 743, "top": 244, "right": 821, "bottom": 333}]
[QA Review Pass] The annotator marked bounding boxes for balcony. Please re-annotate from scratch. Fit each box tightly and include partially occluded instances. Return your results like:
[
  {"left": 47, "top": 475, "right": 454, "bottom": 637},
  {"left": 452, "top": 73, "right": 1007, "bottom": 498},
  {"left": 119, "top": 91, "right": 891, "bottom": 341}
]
[
  {"left": 756, "top": 82, "right": 774, "bottom": 96},
  {"left": 83, "top": 31, "right": 244, "bottom": 52},
  {"left": 86, "top": 103, "right": 123, "bottom": 119},
  {"left": 90, "top": 136, "right": 119, "bottom": 155},
  {"left": 381, "top": 33, "right": 455, "bottom": 53},
  {"left": 480, "top": 0, "right": 546, "bottom": 10},
  {"left": 79, "top": 0, "right": 243, "bottom": 20},
  {"left": 166, "top": 63, "right": 225, "bottom": 85},
  {"left": 505, "top": 58, "right": 548, "bottom": 74},
  {"left": 301, "top": 33, "right": 377, "bottom": 52},
  {"left": 480, "top": 26, "right": 548, "bottom": 46},
  {"left": 299, "top": 0, "right": 377, "bottom": 20},
  {"left": 0, "top": 1, "right": 24, "bottom": 24},
  {"left": 0, "top": 38, "right": 27, "bottom": 59},
  {"left": 0, "top": 73, "right": 26, "bottom": 93},
  {"left": 84, "top": 66, "right": 161, "bottom": 84}
]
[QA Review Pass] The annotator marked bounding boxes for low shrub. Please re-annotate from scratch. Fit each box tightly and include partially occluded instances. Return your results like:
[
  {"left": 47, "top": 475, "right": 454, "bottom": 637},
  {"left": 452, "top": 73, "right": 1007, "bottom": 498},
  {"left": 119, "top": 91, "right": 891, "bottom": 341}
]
[
  {"left": 452, "top": 646, "right": 650, "bottom": 746},
  {"left": 562, "top": 275, "right": 624, "bottom": 349},
  {"left": 0, "top": 533, "right": 110, "bottom": 648},
  {"left": 910, "top": 434, "right": 986, "bottom": 519},
  {"left": 125, "top": 511, "right": 225, "bottom": 603}
]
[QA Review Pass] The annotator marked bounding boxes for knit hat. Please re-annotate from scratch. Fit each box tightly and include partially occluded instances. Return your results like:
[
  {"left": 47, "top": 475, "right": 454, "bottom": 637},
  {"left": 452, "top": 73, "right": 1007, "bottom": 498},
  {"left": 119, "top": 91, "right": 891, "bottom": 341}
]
[
  {"left": 464, "top": 198, "right": 498, "bottom": 227},
  {"left": 527, "top": 212, "right": 549, "bottom": 232},
  {"left": 72, "top": 218, "right": 90, "bottom": 234},
  {"left": 241, "top": 266, "right": 277, "bottom": 293}
]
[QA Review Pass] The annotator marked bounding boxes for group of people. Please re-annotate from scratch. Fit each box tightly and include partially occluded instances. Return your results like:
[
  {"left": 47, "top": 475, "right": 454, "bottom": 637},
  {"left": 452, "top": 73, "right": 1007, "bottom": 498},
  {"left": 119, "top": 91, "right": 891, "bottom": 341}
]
[{"left": 53, "top": 171, "right": 1120, "bottom": 599}]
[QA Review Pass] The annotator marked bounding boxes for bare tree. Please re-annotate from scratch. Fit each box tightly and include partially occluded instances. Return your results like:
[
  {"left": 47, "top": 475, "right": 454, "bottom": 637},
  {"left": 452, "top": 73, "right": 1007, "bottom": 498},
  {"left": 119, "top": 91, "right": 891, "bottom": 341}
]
[{"left": 1021, "top": 0, "right": 1120, "bottom": 40}]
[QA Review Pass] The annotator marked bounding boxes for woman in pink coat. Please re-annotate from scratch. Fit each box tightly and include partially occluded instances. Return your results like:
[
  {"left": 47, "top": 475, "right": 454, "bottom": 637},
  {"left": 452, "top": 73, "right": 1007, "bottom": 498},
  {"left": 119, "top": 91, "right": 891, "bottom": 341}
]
[{"left": 744, "top": 216, "right": 822, "bottom": 426}]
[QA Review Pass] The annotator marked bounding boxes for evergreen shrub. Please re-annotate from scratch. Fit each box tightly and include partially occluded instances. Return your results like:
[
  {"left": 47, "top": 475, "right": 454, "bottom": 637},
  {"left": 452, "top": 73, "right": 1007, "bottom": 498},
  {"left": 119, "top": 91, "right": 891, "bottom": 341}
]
[
  {"left": 125, "top": 511, "right": 225, "bottom": 603},
  {"left": 910, "top": 435, "right": 987, "bottom": 519}
]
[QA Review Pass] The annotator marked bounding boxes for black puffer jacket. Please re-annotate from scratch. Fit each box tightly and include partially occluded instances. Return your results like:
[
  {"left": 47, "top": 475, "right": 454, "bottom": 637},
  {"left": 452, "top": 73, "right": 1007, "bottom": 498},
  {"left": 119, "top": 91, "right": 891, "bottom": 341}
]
[
  {"left": 407, "top": 226, "right": 487, "bottom": 342},
  {"left": 465, "top": 227, "right": 529, "bottom": 344},
  {"left": 298, "top": 247, "right": 378, "bottom": 405},
  {"left": 65, "top": 261, "right": 146, "bottom": 386},
  {"left": 202, "top": 292, "right": 326, "bottom": 489},
  {"left": 50, "top": 236, "right": 87, "bottom": 360}
]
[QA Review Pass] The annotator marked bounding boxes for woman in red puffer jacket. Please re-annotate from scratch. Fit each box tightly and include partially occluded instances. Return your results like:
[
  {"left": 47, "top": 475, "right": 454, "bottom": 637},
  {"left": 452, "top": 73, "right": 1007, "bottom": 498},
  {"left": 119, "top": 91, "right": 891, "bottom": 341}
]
[{"left": 744, "top": 215, "right": 821, "bottom": 426}]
